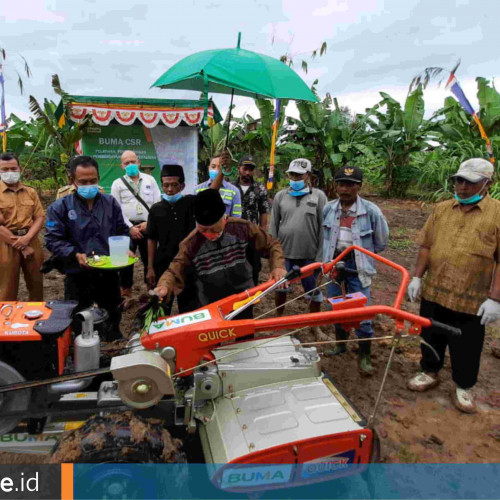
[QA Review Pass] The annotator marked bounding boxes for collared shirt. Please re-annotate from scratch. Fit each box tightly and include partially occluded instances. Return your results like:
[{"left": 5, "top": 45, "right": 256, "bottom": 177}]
[
  {"left": 234, "top": 179, "right": 270, "bottom": 224},
  {"left": 419, "top": 196, "right": 500, "bottom": 314},
  {"left": 270, "top": 187, "right": 328, "bottom": 262},
  {"left": 45, "top": 192, "right": 129, "bottom": 274},
  {"left": 322, "top": 196, "right": 389, "bottom": 288},
  {"left": 0, "top": 181, "right": 45, "bottom": 230},
  {"left": 110, "top": 173, "right": 162, "bottom": 227},
  {"left": 147, "top": 195, "right": 197, "bottom": 274},
  {"left": 194, "top": 179, "right": 242, "bottom": 218}
]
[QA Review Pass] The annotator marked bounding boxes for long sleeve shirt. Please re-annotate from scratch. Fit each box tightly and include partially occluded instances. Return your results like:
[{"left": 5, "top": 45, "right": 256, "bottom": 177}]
[
  {"left": 194, "top": 179, "right": 242, "bottom": 218},
  {"left": 158, "top": 218, "right": 285, "bottom": 305},
  {"left": 322, "top": 196, "right": 389, "bottom": 288},
  {"left": 45, "top": 193, "right": 130, "bottom": 274}
]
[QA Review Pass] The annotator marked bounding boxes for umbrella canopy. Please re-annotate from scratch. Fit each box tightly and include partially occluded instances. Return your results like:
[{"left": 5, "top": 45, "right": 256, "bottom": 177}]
[{"left": 151, "top": 43, "right": 318, "bottom": 102}]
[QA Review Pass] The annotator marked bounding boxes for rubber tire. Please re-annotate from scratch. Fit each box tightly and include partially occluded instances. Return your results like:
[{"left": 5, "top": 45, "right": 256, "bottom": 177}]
[
  {"left": 51, "top": 412, "right": 185, "bottom": 464},
  {"left": 0, "top": 361, "right": 31, "bottom": 435},
  {"left": 51, "top": 413, "right": 190, "bottom": 498}
]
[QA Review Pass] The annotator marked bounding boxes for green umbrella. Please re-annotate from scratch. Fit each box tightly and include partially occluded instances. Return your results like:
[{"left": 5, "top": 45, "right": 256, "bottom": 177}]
[{"left": 151, "top": 33, "right": 318, "bottom": 103}]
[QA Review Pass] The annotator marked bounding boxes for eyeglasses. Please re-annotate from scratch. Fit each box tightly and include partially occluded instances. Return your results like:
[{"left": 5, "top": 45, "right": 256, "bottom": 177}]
[{"left": 452, "top": 178, "right": 476, "bottom": 186}]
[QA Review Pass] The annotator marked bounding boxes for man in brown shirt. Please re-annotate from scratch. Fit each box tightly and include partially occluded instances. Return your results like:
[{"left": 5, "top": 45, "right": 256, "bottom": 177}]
[
  {"left": 407, "top": 158, "right": 500, "bottom": 413},
  {"left": 154, "top": 189, "right": 286, "bottom": 316},
  {"left": 0, "top": 152, "right": 45, "bottom": 301}
]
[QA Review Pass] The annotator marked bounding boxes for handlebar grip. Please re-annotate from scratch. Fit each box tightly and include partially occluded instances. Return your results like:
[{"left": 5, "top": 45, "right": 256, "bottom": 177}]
[
  {"left": 285, "top": 265, "right": 302, "bottom": 281},
  {"left": 335, "top": 261, "right": 359, "bottom": 276},
  {"left": 431, "top": 320, "right": 461, "bottom": 337}
]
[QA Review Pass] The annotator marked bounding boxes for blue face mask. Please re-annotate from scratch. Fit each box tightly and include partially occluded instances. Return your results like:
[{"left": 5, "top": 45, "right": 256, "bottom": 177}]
[
  {"left": 125, "top": 164, "right": 139, "bottom": 177},
  {"left": 162, "top": 193, "right": 183, "bottom": 203},
  {"left": 77, "top": 185, "right": 99, "bottom": 200},
  {"left": 454, "top": 193, "right": 484, "bottom": 205},
  {"left": 289, "top": 180, "right": 306, "bottom": 191},
  {"left": 208, "top": 170, "right": 219, "bottom": 180}
]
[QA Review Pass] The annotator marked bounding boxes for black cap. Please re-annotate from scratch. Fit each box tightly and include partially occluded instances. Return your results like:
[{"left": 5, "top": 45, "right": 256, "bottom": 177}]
[
  {"left": 161, "top": 163, "right": 185, "bottom": 184},
  {"left": 239, "top": 154, "right": 256, "bottom": 167},
  {"left": 334, "top": 166, "right": 363, "bottom": 183},
  {"left": 195, "top": 189, "right": 226, "bottom": 225}
]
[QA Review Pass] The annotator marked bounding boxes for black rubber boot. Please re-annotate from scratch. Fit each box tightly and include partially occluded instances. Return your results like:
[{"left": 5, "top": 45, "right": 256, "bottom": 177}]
[
  {"left": 325, "top": 328, "right": 349, "bottom": 356},
  {"left": 358, "top": 339, "right": 375, "bottom": 376}
]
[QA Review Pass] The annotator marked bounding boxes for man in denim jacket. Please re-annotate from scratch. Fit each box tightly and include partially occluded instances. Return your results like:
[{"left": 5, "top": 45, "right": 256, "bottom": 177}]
[{"left": 322, "top": 166, "right": 389, "bottom": 375}]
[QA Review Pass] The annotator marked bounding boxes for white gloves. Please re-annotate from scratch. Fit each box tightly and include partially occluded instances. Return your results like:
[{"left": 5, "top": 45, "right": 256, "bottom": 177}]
[
  {"left": 407, "top": 277, "right": 421, "bottom": 302},
  {"left": 477, "top": 299, "right": 500, "bottom": 325}
]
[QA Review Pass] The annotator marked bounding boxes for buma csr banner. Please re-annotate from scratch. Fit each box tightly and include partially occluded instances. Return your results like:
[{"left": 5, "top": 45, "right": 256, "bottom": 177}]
[{"left": 81, "top": 124, "right": 198, "bottom": 193}]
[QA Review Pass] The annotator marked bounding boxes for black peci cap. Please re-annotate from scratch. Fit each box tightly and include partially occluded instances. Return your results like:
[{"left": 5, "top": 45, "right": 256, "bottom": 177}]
[
  {"left": 161, "top": 163, "right": 185, "bottom": 183},
  {"left": 195, "top": 189, "right": 226, "bottom": 225},
  {"left": 334, "top": 166, "right": 363, "bottom": 183}
]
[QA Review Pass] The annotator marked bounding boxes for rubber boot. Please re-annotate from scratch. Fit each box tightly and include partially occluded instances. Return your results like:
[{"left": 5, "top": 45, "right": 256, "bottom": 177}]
[
  {"left": 325, "top": 328, "right": 348, "bottom": 356},
  {"left": 358, "top": 340, "right": 375, "bottom": 376}
]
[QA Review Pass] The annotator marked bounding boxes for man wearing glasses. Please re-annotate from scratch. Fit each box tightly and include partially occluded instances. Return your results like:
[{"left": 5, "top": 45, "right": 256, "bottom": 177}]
[{"left": 407, "top": 158, "right": 500, "bottom": 413}]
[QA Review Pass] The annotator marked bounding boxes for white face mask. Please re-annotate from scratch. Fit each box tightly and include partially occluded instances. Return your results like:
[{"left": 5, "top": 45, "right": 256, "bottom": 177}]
[{"left": 1, "top": 172, "right": 20, "bottom": 185}]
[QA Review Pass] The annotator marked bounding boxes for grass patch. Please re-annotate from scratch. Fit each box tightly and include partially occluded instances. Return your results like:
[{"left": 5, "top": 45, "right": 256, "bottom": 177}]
[
  {"left": 389, "top": 228, "right": 412, "bottom": 250},
  {"left": 398, "top": 445, "right": 419, "bottom": 463}
]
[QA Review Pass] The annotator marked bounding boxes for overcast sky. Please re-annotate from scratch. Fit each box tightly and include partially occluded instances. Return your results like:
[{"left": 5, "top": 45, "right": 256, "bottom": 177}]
[{"left": 1, "top": 0, "right": 499, "bottom": 123}]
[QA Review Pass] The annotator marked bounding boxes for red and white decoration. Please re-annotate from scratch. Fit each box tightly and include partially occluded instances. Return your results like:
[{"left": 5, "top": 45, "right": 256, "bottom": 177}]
[{"left": 68, "top": 103, "right": 213, "bottom": 128}]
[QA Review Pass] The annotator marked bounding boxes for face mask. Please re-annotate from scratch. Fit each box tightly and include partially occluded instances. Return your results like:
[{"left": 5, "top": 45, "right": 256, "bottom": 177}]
[
  {"left": 125, "top": 164, "right": 139, "bottom": 177},
  {"left": 162, "top": 193, "right": 183, "bottom": 203},
  {"left": 208, "top": 170, "right": 219, "bottom": 181},
  {"left": 289, "top": 180, "right": 306, "bottom": 191},
  {"left": 77, "top": 185, "right": 99, "bottom": 200},
  {"left": 454, "top": 193, "right": 484, "bottom": 205},
  {"left": 200, "top": 219, "right": 226, "bottom": 241},
  {"left": 1, "top": 172, "right": 20, "bottom": 185}
]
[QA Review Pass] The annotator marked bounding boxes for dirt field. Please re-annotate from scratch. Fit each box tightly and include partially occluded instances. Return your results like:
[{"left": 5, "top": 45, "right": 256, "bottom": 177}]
[{"left": 3, "top": 196, "right": 499, "bottom": 464}]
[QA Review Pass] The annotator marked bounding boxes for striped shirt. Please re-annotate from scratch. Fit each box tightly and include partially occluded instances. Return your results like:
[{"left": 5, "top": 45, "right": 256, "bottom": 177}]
[
  {"left": 194, "top": 179, "right": 242, "bottom": 218},
  {"left": 158, "top": 218, "right": 285, "bottom": 305},
  {"left": 419, "top": 195, "right": 500, "bottom": 314}
]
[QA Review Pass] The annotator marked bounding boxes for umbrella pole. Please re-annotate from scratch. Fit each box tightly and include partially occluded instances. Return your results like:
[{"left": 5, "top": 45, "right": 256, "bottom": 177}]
[{"left": 224, "top": 88, "right": 235, "bottom": 150}]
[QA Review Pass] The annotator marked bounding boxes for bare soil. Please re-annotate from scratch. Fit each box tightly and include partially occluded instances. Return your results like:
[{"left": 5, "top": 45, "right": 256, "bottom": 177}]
[{"left": 2, "top": 196, "right": 499, "bottom": 464}]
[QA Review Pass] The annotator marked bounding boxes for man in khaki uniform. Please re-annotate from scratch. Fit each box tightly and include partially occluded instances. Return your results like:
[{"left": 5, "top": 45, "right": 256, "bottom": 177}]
[
  {"left": 0, "top": 153, "right": 45, "bottom": 301},
  {"left": 407, "top": 158, "right": 500, "bottom": 413}
]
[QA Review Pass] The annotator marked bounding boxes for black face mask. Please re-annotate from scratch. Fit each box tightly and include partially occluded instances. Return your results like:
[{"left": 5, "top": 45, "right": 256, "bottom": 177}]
[{"left": 241, "top": 175, "right": 252, "bottom": 183}]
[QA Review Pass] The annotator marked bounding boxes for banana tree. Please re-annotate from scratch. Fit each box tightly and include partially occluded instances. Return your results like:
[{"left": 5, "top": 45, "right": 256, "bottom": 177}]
[
  {"left": 364, "top": 85, "right": 440, "bottom": 196},
  {"left": 286, "top": 92, "right": 373, "bottom": 182}
]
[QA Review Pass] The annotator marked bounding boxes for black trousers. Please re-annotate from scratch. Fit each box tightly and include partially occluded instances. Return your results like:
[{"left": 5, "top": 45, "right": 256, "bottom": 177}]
[
  {"left": 64, "top": 271, "right": 122, "bottom": 341},
  {"left": 419, "top": 298, "right": 485, "bottom": 389},
  {"left": 120, "top": 232, "right": 148, "bottom": 289},
  {"left": 246, "top": 245, "right": 262, "bottom": 286}
]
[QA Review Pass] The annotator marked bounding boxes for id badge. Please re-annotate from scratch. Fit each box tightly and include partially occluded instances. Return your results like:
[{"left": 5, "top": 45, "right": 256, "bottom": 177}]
[{"left": 136, "top": 203, "right": 144, "bottom": 215}]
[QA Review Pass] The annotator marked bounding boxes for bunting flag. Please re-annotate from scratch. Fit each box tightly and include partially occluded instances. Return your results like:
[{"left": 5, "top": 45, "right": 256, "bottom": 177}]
[
  {"left": 267, "top": 99, "right": 281, "bottom": 190},
  {"left": 0, "top": 65, "right": 6, "bottom": 152},
  {"left": 54, "top": 100, "right": 66, "bottom": 128},
  {"left": 445, "top": 72, "right": 495, "bottom": 164}
]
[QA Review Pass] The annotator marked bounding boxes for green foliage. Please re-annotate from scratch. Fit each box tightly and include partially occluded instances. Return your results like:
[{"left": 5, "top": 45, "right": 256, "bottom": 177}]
[{"left": 7, "top": 73, "right": 500, "bottom": 203}]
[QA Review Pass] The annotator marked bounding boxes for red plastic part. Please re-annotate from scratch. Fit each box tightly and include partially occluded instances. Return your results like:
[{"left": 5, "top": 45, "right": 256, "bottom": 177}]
[{"left": 141, "top": 246, "right": 429, "bottom": 376}]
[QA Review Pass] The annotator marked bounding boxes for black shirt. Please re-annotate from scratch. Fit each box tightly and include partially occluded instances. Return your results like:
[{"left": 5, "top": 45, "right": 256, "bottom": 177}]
[{"left": 147, "top": 195, "right": 196, "bottom": 274}]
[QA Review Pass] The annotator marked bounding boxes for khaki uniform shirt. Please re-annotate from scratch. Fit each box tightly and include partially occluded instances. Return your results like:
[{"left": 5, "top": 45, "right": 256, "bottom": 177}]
[
  {"left": 419, "top": 196, "right": 500, "bottom": 314},
  {"left": 0, "top": 181, "right": 45, "bottom": 231},
  {"left": 56, "top": 184, "right": 104, "bottom": 200}
]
